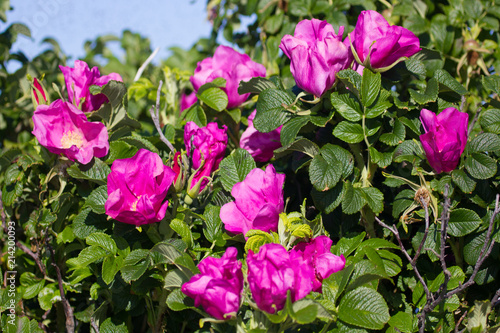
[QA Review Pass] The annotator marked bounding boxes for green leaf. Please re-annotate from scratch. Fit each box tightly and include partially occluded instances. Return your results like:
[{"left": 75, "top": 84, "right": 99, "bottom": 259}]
[
  {"left": 468, "top": 133, "right": 500, "bottom": 153},
  {"left": 342, "top": 181, "right": 366, "bottom": 215},
  {"left": 430, "top": 15, "right": 455, "bottom": 55},
  {"left": 482, "top": 75, "right": 500, "bottom": 95},
  {"left": 320, "top": 144, "right": 354, "bottom": 178},
  {"left": 331, "top": 91, "right": 362, "bottom": 122},
  {"left": 369, "top": 147, "right": 393, "bottom": 168},
  {"left": 197, "top": 87, "right": 228, "bottom": 111},
  {"left": 337, "top": 69, "right": 362, "bottom": 95},
  {"left": 83, "top": 185, "right": 108, "bottom": 214},
  {"left": 448, "top": 208, "right": 482, "bottom": 237},
  {"left": 322, "top": 265, "right": 355, "bottom": 306},
  {"left": 38, "top": 284, "right": 60, "bottom": 311},
  {"left": 86, "top": 232, "right": 117, "bottom": 255},
  {"left": 311, "top": 181, "right": 344, "bottom": 214},
  {"left": 333, "top": 232, "right": 366, "bottom": 257},
  {"left": 238, "top": 77, "right": 276, "bottom": 94},
  {"left": 360, "top": 187, "right": 384, "bottom": 214},
  {"left": 309, "top": 154, "right": 341, "bottom": 192},
  {"left": 280, "top": 116, "right": 310, "bottom": 146},
  {"left": 67, "top": 246, "right": 107, "bottom": 269},
  {"left": 333, "top": 121, "right": 364, "bottom": 144},
  {"left": 171, "top": 219, "right": 193, "bottom": 248},
  {"left": 66, "top": 159, "right": 111, "bottom": 185},
  {"left": 346, "top": 260, "right": 388, "bottom": 293},
  {"left": 452, "top": 169, "right": 476, "bottom": 193},
  {"left": 274, "top": 138, "right": 320, "bottom": 159},
  {"left": 120, "top": 249, "right": 150, "bottom": 283},
  {"left": 73, "top": 207, "right": 108, "bottom": 239},
  {"left": 465, "top": 231, "right": 487, "bottom": 265},
  {"left": 289, "top": 299, "right": 319, "bottom": 324},
  {"left": 429, "top": 266, "right": 465, "bottom": 292},
  {"left": 467, "top": 301, "right": 492, "bottom": 333},
  {"left": 245, "top": 230, "right": 275, "bottom": 253},
  {"left": 166, "top": 288, "right": 195, "bottom": 311},
  {"left": 102, "top": 256, "right": 122, "bottom": 285},
  {"left": 337, "top": 287, "right": 390, "bottom": 330},
  {"left": 182, "top": 105, "right": 207, "bottom": 127},
  {"left": 409, "top": 77, "right": 438, "bottom": 104},
  {"left": 361, "top": 68, "right": 381, "bottom": 107},
  {"left": 203, "top": 205, "right": 224, "bottom": 245},
  {"left": 254, "top": 89, "right": 294, "bottom": 132},
  {"left": 358, "top": 238, "right": 400, "bottom": 251},
  {"left": 380, "top": 119, "right": 406, "bottom": 146},
  {"left": 17, "top": 153, "right": 42, "bottom": 171},
  {"left": 107, "top": 140, "right": 138, "bottom": 163},
  {"left": 120, "top": 135, "right": 159, "bottom": 154},
  {"left": 480, "top": 109, "right": 500, "bottom": 134},
  {"left": 219, "top": 148, "right": 256, "bottom": 192},
  {"left": 388, "top": 312, "right": 415, "bottom": 333},
  {"left": 465, "top": 153, "right": 497, "bottom": 179},
  {"left": 393, "top": 140, "right": 423, "bottom": 164},
  {"left": 434, "top": 69, "right": 468, "bottom": 95},
  {"left": 100, "top": 317, "right": 128, "bottom": 333},
  {"left": 365, "top": 90, "right": 392, "bottom": 119}
]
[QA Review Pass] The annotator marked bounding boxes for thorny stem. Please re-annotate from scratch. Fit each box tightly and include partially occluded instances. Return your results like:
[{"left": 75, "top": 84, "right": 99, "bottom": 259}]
[
  {"left": 150, "top": 80, "right": 176, "bottom": 153},
  {"left": 376, "top": 186, "right": 500, "bottom": 333},
  {"left": 47, "top": 241, "right": 75, "bottom": 333}
]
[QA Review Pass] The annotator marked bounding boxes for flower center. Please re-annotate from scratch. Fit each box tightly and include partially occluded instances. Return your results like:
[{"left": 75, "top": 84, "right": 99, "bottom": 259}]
[
  {"left": 60, "top": 131, "right": 84, "bottom": 149},
  {"left": 131, "top": 195, "right": 143, "bottom": 211}
]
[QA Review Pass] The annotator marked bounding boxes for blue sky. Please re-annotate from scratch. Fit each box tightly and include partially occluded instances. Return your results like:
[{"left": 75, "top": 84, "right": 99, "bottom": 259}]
[{"left": 6, "top": 0, "right": 213, "bottom": 64}]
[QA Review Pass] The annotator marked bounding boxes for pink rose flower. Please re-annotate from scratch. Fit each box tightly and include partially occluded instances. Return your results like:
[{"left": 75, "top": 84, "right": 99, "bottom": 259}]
[
  {"left": 182, "top": 247, "right": 243, "bottom": 320},
  {"left": 180, "top": 92, "right": 197, "bottom": 112},
  {"left": 190, "top": 45, "right": 266, "bottom": 109},
  {"left": 220, "top": 164, "right": 285, "bottom": 236},
  {"left": 247, "top": 243, "right": 314, "bottom": 314},
  {"left": 350, "top": 10, "right": 421, "bottom": 70},
  {"left": 105, "top": 149, "right": 176, "bottom": 225},
  {"left": 420, "top": 108, "right": 469, "bottom": 173},
  {"left": 291, "top": 236, "right": 346, "bottom": 292},
  {"left": 32, "top": 100, "right": 109, "bottom": 165},
  {"left": 279, "top": 19, "right": 351, "bottom": 97},
  {"left": 59, "top": 60, "right": 123, "bottom": 112},
  {"left": 183, "top": 121, "right": 228, "bottom": 196},
  {"left": 240, "top": 110, "right": 282, "bottom": 162}
]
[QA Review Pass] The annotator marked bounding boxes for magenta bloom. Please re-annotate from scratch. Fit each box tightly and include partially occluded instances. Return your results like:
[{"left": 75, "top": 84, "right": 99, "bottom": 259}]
[
  {"left": 32, "top": 100, "right": 109, "bottom": 165},
  {"left": 59, "top": 60, "right": 123, "bottom": 112},
  {"left": 220, "top": 164, "right": 285, "bottom": 236},
  {"left": 247, "top": 243, "right": 314, "bottom": 314},
  {"left": 420, "top": 108, "right": 469, "bottom": 174},
  {"left": 190, "top": 45, "right": 266, "bottom": 109},
  {"left": 182, "top": 247, "right": 243, "bottom": 320},
  {"left": 105, "top": 149, "right": 176, "bottom": 225},
  {"left": 350, "top": 10, "right": 421, "bottom": 70},
  {"left": 31, "top": 77, "right": 49, "bottom": 108},
  {"left": 291, "top": 236, "right": 346, "bottom": 292},
  {"left": 184, "top": 122, "right": 228, "bottom": 195},
  {"left": 180, "top": 92, "right": 197, "bottom": 112},
  {"left": 279, "top": 19, "right": 351, "bottom": 97},
  {"left": 240, "top": 110, "right": 282, "bottom": 162}
]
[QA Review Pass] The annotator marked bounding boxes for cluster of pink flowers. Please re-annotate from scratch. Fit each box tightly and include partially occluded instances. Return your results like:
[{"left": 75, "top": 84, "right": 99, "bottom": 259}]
[
  {"left": 32, "top": 61, "right": 123, "bottom": 165},
  {"left": 280, "top": 10, "right": 421, "bottom": 97},
  {"left": 183, "top": 238, "right": 345, "bottom": 318}
]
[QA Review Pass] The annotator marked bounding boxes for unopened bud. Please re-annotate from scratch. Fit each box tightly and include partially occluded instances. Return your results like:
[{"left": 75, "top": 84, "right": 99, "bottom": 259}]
[{"left": 30, "top": 76, "right": 50, "bottom": 108}]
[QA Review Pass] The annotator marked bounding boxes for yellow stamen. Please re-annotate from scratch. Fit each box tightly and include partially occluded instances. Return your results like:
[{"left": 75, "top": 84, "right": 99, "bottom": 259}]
[{"left": 60, "top": 131, "right": 84, "bottom": 149}]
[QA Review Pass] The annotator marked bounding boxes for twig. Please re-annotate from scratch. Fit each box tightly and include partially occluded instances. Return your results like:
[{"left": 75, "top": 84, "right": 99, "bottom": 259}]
[
  {"left": 455, "top": 310, "right": 468, "bottom": 333},
  {"left": 134, "top": 47, "right": 160, "bottom": 82},
  {"left": 491, "top": 288, "right": 500, "bottom": 307},
  {"left": 47, "top": 242, "right": 75, "bottom": 333},
  {"left": 468, "top": 107, "right": 481, "bottom": 137},
  {"left": 412, "top": 200, "right": 429, "bottom": 265},
  {"left": 149, "top": 80, "right": 176, "bottom": 153},
  {"left": 90, "top": 316, "right": 100, "bottom": 333}
]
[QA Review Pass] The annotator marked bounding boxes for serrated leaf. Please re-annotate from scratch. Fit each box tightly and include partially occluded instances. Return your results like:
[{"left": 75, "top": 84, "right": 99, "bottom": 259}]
[
  {"left": 388, "top": 312, "right": 415, "bottom": 333},
  {"left": 120, "top": 249, "right": 150, "bottom": 283},
  {"left": 73, "top": 207, "right": 108, "bottom": 239},
  {"left": 369, "top": 147, "right": 393, "bottom": 168},
  {"left": 100, "top": 317, "right": 128, "bottom": 333},
  {"left": 245, "top": 230, "right": 274, "bottom": 253},
  {"left": 311, "top": 181, "right": 344, "bottom": 214},
  {"left": 120, "top": 135, "right": 159, "bottom": 154},
  {"left": 83, "top": 185, "right": 107, "bottom": 214},
  {"left": 434, "top": 69, "right": 468, "bottom": 95},
  {"left": 333, "top": 121, "right": 364, "bottom": 143},
  {"left": 171, "top": 219, "right": 193, "bottom": 248},
  {"left": 322, "top": 265, "right": 355, "bottom": 305},
  {"left": 452, "top": 169, "right": 476, "bottom": 193},
  {"left": 164, "top": 269, "right": 191, "bottom": 289},
  {"left": 429, "top": 266, "right": 465, "bottom": 292},
  {"left": 254, "top": 89, "right": 293, "bottom": 132},
  {"left": 66, "top": 159, "right": 111, "bottom": 185},
  {"left": 86, "top": 232, "right": 117, "bottom": 255},
  {"left": 289, "top": 299, "right": 318, "bottom": 324},
  {"left": 16, "top": 153, "right": 42, "bottom": 171},
  {"left": 182, "top": 105, "right": 207, "bottom": 127},
  {"left": 482, "top": 75, "right": 500, "bottom": 95},
  {"left": 203, "top": 205, "right": 224, "bottom": 244},
  {"left": 238, "top": 77, "right": 276, "bottom": 94},
  {"left": 331, "top": 91, "right": 362, "bottom": 122},
  {"left": 333, "top": 233, "right": 366, "bottom": 257},
  {"left": 280, "top": 116, "right": 310, "bottom": 146},
  {"left": 465, "top": 153, "right": 497, "bottom": 179},
  {"left": 361, "top": 68, "right": 381, "bottom": 107},
  {"left": 219, "top": 148, "right": 256, "bottom": 192},
  {"left": 360, "top": 187, "right": 384, "bottom": 214},
  {"left": 480, "top": 109, "right": 500, "bottom": 134},
  {"left": 448, "top": 208, "right": 482, "bottom": 237},
  {"left": 107, "top": 140, "right": 138, "bottom": 163},
  {"left": 393, "top": 140, "right": 423, "bottom": 163},
  {"left": 468, "top": 133, "right": 500, "bottom": 153},
  {"left": 67, "top": 246, "right": 107, "bottom": 269},
  {"left": 409, "top": 77, "right": 438, "bottom": 104},
  {"left": 380, "top": 119, "right": 406, "bottom": 146},
  {"left": 291, "top": 224, "right": 312, "bottom": 239},
  {"left": 337, "top": 287, "right": 390, "bottom": 330},
  {"left": 309, "top": 154, "right": 341, "bottom": 191},
  {"left": 167, "top": 288, "right": 195, "bottom": 311},
  {"left": 366, "top": 90, "right": 392, "bottom": 119},
  {"left": 102, "top": 256, "right": 122, "bottom": 285},
  {"left": 274, "top": 138, "right": 320, "bottom": 159},
  {"left": 342, "top": 182, "right": 366, "bottom": 215},
  {"left": 197, "top": 86, "right": 228, "bottom": 111},
  {"left": 464, "top": 231, "right": 487, "bottom": 266},
  {"left": 337, "top": 69, "right": 362, "bottom": 95}
]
